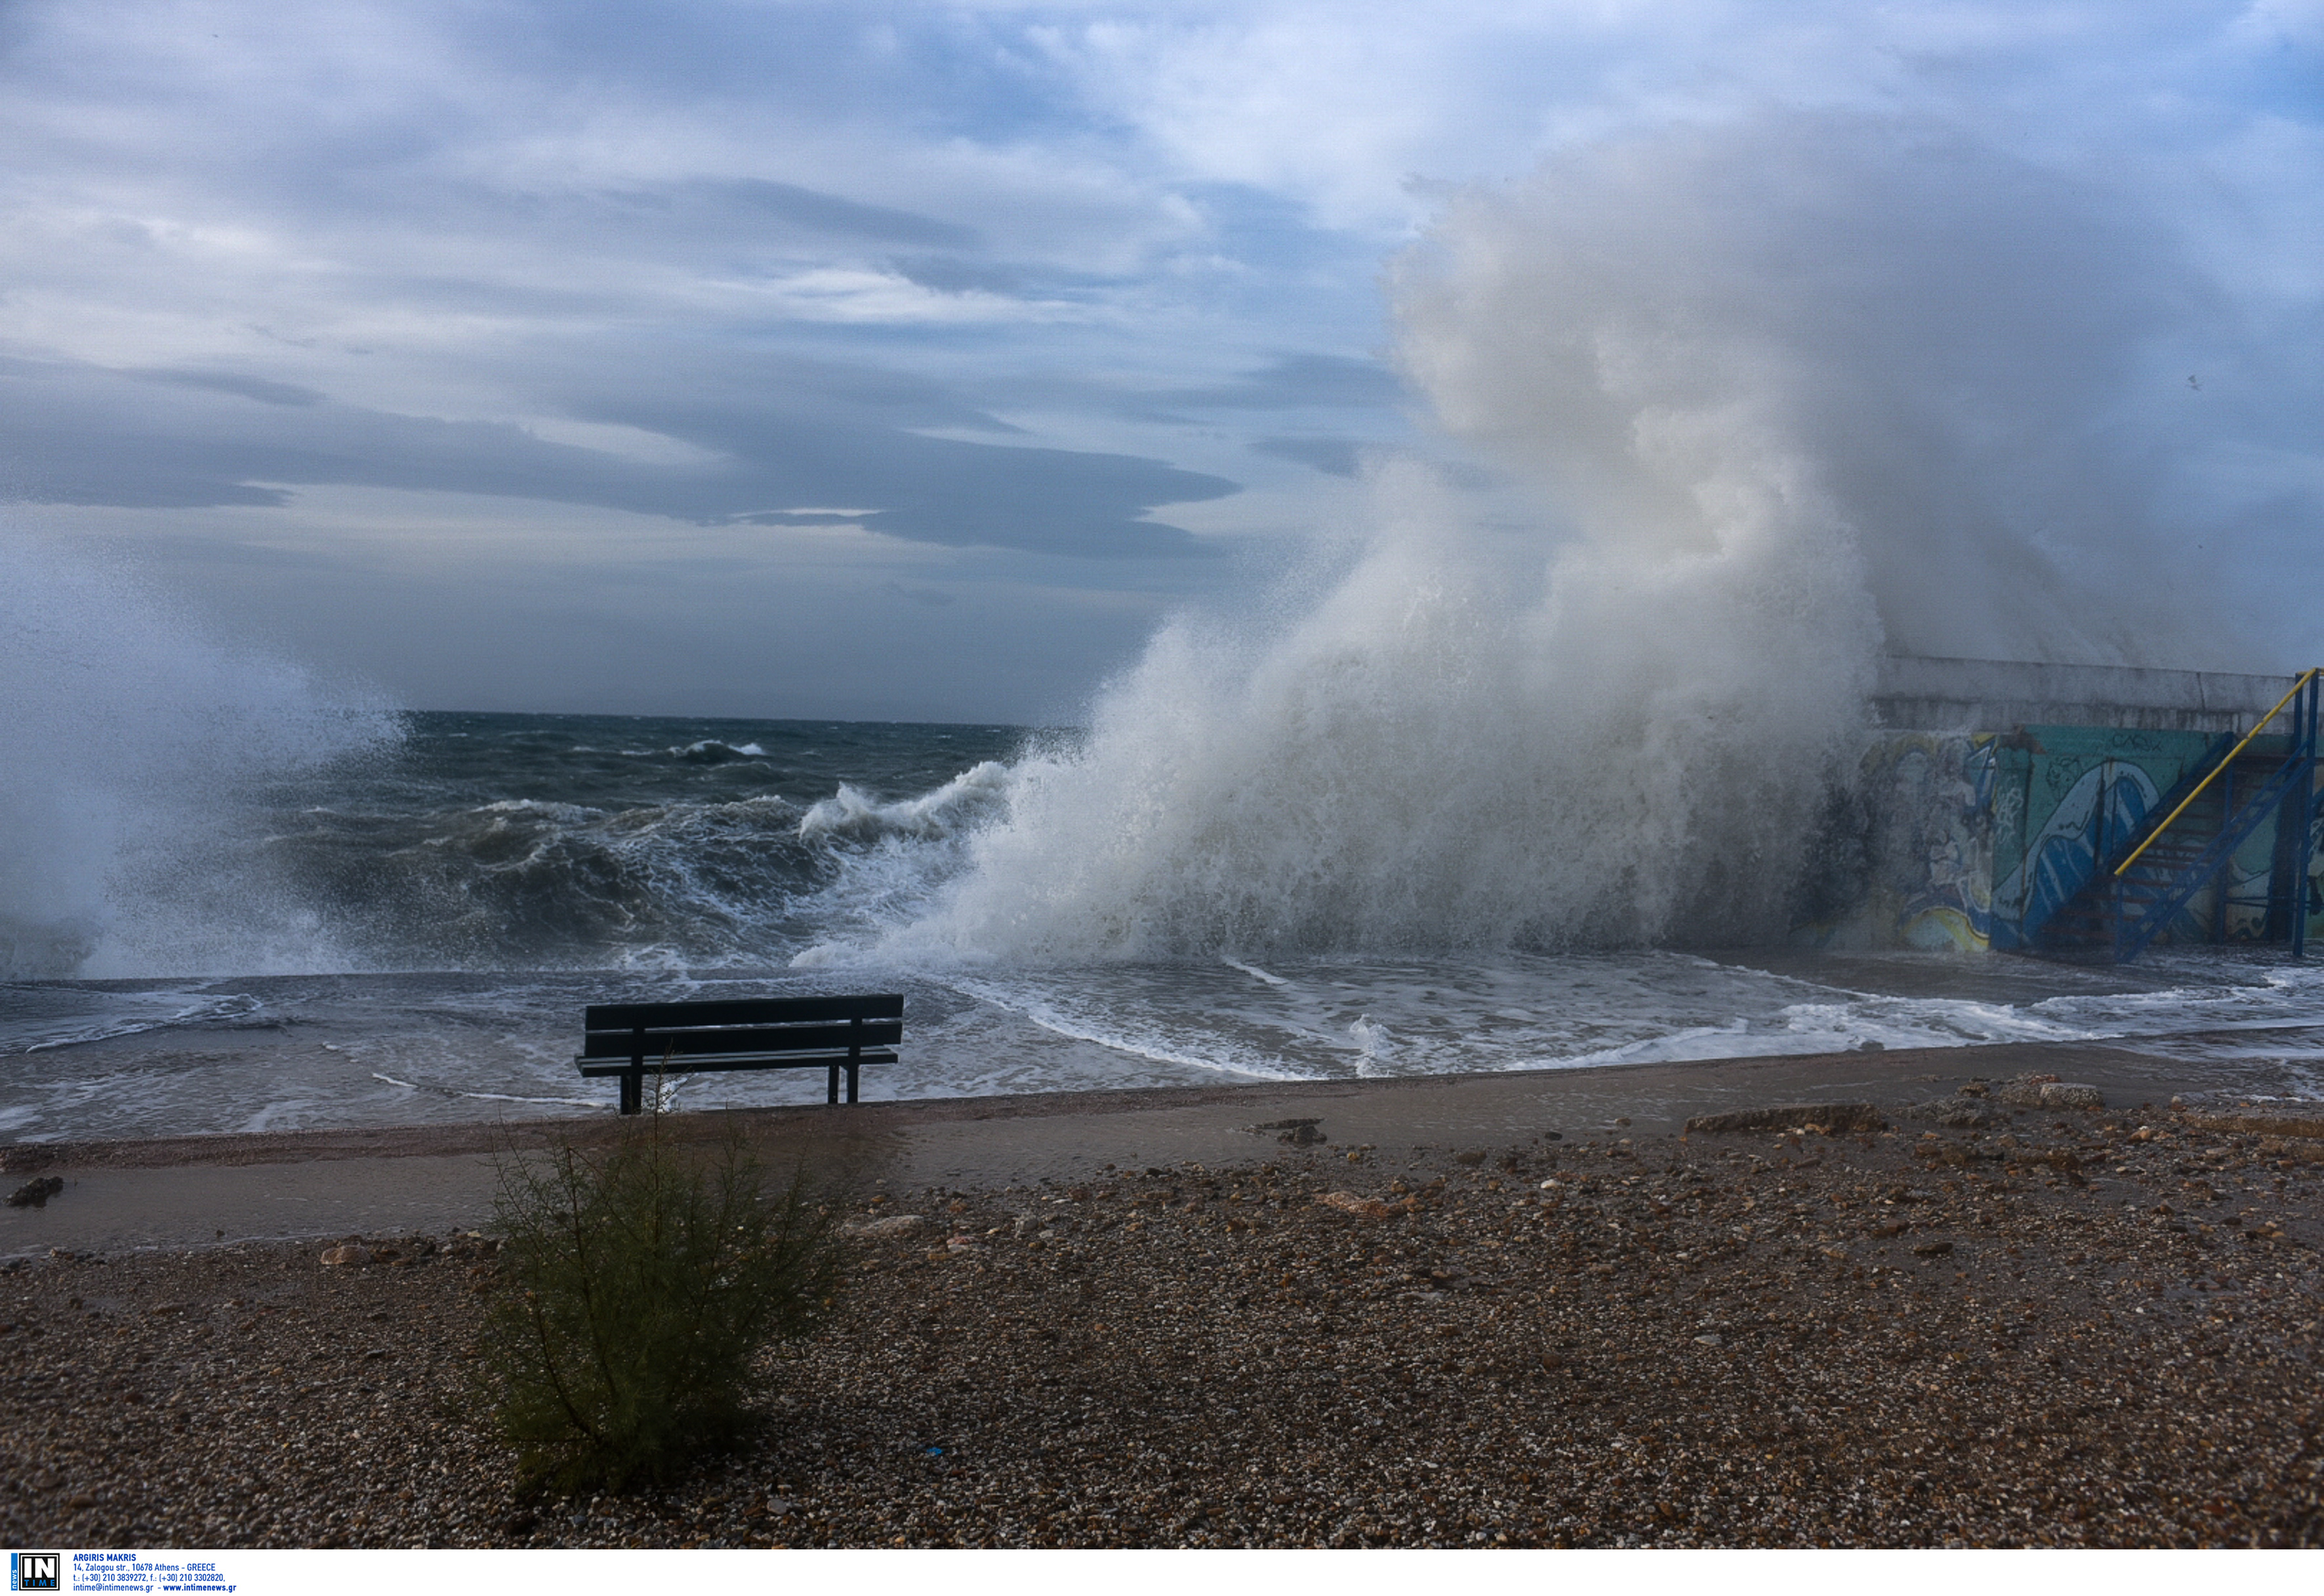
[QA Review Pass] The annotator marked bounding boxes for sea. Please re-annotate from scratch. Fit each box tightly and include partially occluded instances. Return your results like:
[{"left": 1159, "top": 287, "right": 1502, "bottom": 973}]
[{"left": 4, "top": 710, "right": 2322, "bottom": 1145}]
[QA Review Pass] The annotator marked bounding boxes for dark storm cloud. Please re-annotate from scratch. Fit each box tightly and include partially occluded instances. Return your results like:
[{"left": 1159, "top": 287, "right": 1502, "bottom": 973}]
[{"left": 0, "top": 357, "right": 1234, "bottom": 558}]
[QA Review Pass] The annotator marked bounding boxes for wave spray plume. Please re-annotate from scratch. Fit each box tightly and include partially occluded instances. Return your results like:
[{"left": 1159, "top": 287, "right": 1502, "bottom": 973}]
[
  {"left": 880, "top": 114, "right": 2212, "bottom": 962},
  {"left": 0, "top": 534, "right": 398, "bottom": 977}
]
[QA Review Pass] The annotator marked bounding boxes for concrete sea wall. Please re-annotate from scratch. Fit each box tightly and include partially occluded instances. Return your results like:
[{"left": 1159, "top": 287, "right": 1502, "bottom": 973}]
[{"left": 1799, "top": 659, "right": 2323, "bottom": 952}]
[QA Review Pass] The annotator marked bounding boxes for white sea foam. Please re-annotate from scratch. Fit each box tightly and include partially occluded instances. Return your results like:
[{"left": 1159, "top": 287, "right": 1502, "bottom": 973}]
[
  {"left": 5, "top": 952, "right": 2319, "bottom": 1142},
  {"left": 0, "top": 987, "right": 264, "bottom": 1055},
  {"left": 0, "top": 533, "right": 398, "bottom": 978},
  {"left": 663, "top": 739, "right": 769, "bottom": 762}
]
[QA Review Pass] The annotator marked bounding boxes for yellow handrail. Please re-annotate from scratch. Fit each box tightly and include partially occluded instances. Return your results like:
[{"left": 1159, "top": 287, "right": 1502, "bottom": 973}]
[{"left": 2114, "top": 666, "right": 2321, "bottom": 877}]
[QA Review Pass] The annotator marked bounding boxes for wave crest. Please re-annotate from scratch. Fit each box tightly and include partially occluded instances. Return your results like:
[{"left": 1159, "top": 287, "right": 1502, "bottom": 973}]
[{"left": 798, "top": 761, "right": 1013, "bottom": 845}]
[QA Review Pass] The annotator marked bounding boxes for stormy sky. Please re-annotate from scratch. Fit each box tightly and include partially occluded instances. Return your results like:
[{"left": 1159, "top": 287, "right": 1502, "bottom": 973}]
[{"left": 3, "top": 2, "right": 2318, "bottom": 722}]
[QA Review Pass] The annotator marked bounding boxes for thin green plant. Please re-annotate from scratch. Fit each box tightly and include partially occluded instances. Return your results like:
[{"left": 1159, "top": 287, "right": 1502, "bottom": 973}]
[{"left": 480, "top": 1062, "right": 843, "bottom": 1495}]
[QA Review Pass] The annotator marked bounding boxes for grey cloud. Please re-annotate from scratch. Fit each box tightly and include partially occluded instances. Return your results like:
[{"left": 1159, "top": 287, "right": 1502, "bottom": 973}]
[
  {"left": 1250, "top": 436, "right": 1364, "bottom": 477},
  {"left": 128, "top": 369, "right": 326, "bottom": 407},
  {"left": 0, "top": 356, "right": 1234, "bottom": 559},
  {"left": 889, "top": 255, "right": 1030, "bottom": 296},
  {"left": 287, "top": 177, "right": 987, "bottom": 293},
  {"left": 567, "top": 352, "right": 1029, "bottom": 437},
  {"left": 591, "top": 178, "right": 977, "bottom": 249},
  {"left": 1160, "top": 354, "right": 1405, "bottom": 411},
  {"left": 708, "top": 179, "right": 976, "bottom": 247}
]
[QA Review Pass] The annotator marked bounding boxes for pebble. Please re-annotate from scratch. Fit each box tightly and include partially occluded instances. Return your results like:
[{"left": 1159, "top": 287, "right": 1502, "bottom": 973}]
[
  {"left": 1993, "top": 1074, "right": 2105, "bottom": 1110},
  {"left": 849, "top": 1214, "right": 925, "bottom": 1238}
]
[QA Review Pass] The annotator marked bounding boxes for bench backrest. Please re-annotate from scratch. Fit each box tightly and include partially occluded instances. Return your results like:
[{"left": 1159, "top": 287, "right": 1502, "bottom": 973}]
[{"left": 581, "top": 994, "right": 903, "bottom": 1060}]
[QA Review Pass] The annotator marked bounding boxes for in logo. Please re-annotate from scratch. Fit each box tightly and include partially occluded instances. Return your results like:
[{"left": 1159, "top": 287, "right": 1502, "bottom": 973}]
[{"left": 9, "top": 1554, "right": 58, "bottom": 1593}]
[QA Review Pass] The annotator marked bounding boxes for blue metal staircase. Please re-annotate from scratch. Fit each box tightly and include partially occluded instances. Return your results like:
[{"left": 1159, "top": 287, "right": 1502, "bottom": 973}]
[
  {"left": 2029, "top": 668, "right": 2320, "bottom": 963},
  {"left": 2018, "top": 733, "right": 2235, "bottom": 947}
]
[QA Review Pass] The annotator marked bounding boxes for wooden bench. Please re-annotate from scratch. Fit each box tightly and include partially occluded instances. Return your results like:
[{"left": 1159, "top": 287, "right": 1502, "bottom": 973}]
[{"left": 577, "top": 994, "right": 903, "bottom": 1114}]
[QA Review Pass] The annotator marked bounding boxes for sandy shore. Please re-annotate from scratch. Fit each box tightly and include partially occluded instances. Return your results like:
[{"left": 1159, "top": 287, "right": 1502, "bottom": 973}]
[{"left": 2, "top": 1046, "right": 2321, "bottom": 1548}]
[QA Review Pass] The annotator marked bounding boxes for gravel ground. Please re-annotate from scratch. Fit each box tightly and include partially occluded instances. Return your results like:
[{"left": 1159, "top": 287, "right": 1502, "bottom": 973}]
[{"left": 3, "top": 1095, "right": 2321, "bottom": 1548}]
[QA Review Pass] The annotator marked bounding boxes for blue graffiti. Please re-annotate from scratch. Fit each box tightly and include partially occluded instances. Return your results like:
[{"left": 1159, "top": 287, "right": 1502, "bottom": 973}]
[{"left": 2000, "top": 760, "right": 2161, "bottom": 936}]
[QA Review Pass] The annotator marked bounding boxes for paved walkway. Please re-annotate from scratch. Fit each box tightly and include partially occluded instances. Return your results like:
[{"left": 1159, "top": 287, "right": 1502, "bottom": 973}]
[{"left": 0, "top": 1040, "right": 2212, "bottom": 1258}]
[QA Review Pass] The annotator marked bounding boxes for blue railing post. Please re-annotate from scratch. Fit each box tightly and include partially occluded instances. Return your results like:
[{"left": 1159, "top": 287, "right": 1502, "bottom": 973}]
[{"left": 2293, "top": 671, "right": 2318, "bottom": 962}]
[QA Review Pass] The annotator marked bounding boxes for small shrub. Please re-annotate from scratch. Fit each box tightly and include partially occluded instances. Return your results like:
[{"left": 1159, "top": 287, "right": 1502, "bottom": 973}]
[{"left": 481, "top": 1108, "right": 842, "bottom": 1495}]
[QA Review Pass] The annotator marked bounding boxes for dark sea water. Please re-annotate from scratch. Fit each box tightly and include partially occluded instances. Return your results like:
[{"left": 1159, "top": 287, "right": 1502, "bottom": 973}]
[
  {"left": 4, "top": 711, "right": 2322, "bottom": 1143},
  {"left": 226, "top": 711, "right": 1029, "bottom": 972}
]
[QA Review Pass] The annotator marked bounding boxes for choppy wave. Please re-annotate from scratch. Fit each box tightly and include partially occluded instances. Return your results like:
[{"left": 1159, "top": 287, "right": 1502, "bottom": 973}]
[
  {"left": 0, "top": 596, "right": 1030, "bottom": 980},
  {"left": 195, "top": 720, "right": 1029, "bottom": 973},
  {"left": 261, "top": 792, "right": 825, "bottom": 969},
  {"left": 799, "top": 761, "right": 1013, "bottom": 845},
  {"left": 666, "top": 739, "right": 768, "bottom": 763}
]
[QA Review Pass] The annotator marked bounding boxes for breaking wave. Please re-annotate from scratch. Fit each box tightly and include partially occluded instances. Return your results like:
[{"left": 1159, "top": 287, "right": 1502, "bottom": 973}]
[
  {"left": 853, "top": 113, "right": 2226, "bottom": 966},
  {"left": 0, "top": 533, "right": 398, "bottom": 979}
]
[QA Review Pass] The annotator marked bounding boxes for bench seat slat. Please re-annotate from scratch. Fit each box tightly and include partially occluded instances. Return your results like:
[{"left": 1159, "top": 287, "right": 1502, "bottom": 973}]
[
  {"left": 577, "top": 1048, "right": 897, "bottom": 1078},
  {"left": 579, "top": 1021, "right": 901, "bottom": 1058},
  {"left": 584, "top": 994, "right": 902, "bottom": 1031}
]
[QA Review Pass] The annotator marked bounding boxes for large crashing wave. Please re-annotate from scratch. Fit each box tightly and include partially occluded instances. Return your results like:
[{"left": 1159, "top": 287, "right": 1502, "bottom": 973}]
[
  {"left": 878, "top": 453, "right": 1873, "bottom": 958},
  {"left": 0, "top": 535, "right": 398, "bottom": 977},
  {"left": 873, "top": 113, "right": 2211, "bottom": 962}
]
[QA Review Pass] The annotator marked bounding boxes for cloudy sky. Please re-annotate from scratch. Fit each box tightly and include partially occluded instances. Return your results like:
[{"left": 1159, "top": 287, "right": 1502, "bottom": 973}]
[{"left": 3, "top": 1, "right": 2318, "bottom": 722}]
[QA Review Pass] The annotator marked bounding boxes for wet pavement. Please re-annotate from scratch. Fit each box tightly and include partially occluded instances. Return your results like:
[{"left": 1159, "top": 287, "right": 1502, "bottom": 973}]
[{"left": 0, "top": 1036, "right": 2241, "bottom": 1258}]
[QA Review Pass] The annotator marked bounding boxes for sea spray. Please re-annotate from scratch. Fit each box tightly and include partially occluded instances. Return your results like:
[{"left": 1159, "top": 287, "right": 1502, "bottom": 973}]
[
  {"left": 0, "top": 533, "right": 398, "bottom": 977},
  {"left": 875, "top": 465, "right": 1871, "bottom": 958},
  {"left": 1401, "top": 113, "right": 2223, "bottom": 670},
  {"left": 867, "top": 150, "right": 1921, "bottom": 958},
  {"left": 851, "top": 113, "right": 2240, "bottom": 964}
]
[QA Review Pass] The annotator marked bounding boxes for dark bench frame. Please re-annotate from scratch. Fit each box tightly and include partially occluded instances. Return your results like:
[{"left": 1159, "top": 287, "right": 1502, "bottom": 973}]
[{"left": 577, "top": 994, "right": 903, "bottom": 1114}]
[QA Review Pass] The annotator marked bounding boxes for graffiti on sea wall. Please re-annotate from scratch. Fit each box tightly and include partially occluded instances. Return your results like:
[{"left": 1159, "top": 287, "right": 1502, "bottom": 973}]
[
  {"left": 1794, "top": 733, "right": 1997, "bottom": 951},
  {"left": 1990, "top": 727, "right": 2207, "bottom": 943},
  {"left": 1792, "top": 724, "right": 2322, "bottom": 951}
]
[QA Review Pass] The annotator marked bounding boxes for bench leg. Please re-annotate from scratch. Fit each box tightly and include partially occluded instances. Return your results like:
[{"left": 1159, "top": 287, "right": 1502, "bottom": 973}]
[
  {"left": 846, "top": 1061, "right": 860, "bottom": 1104},
  {"left": 621, "top": 1067, "right": 642, "bottom": 1116},
  {"left": 826, "top": 1063, "right": 840, "bottom": 1106}
]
